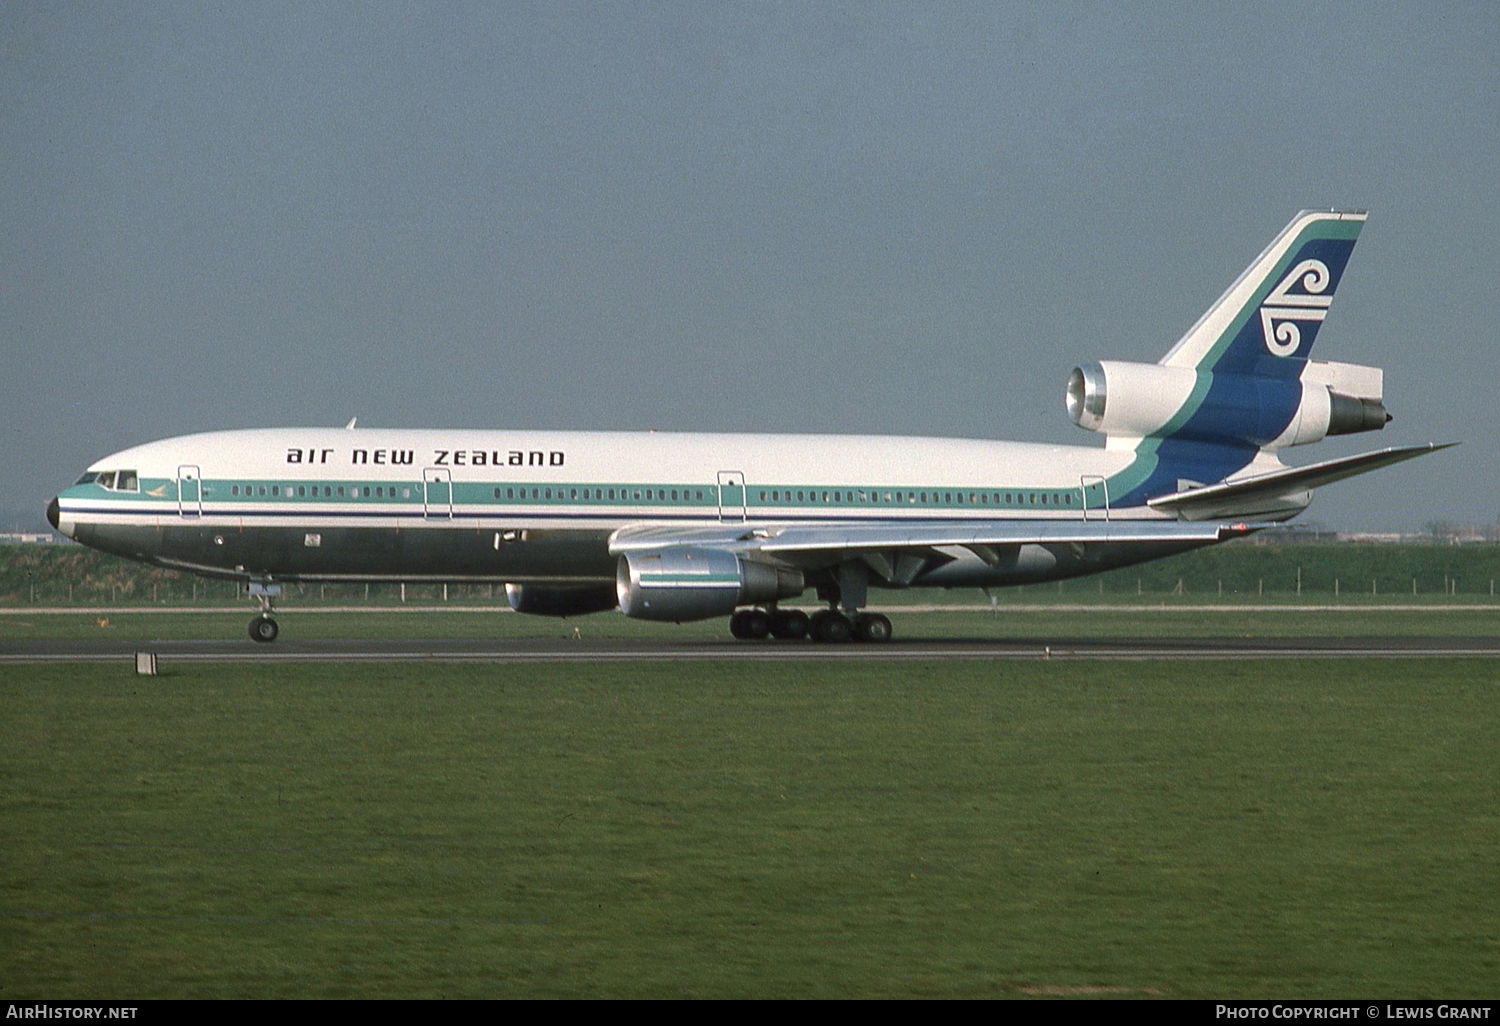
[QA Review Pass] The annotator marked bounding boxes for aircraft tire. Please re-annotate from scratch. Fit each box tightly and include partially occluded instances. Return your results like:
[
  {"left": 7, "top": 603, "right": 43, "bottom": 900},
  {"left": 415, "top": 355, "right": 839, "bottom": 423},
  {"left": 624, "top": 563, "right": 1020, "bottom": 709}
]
[
  {"left": 854, "top": 613, "right": 893, "bottom": 643},
  {"left": 730, "top": 608, "right": 771, "bottom": 640},
  {"left": 249, "top": 616, "right": 279, "bottom": 643},
  {"left": 769, "top": 609, "right": 810, "bottom": 640},
  {"left": 810, "top": 610, "right": 853, "bottom": 644}
]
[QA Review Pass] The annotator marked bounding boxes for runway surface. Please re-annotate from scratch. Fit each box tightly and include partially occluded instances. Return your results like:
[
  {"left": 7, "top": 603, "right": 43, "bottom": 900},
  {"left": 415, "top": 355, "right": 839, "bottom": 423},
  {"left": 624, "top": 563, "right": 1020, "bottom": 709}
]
[{"left": 5, "top": 634, "right": 1500, "bottom": 663}]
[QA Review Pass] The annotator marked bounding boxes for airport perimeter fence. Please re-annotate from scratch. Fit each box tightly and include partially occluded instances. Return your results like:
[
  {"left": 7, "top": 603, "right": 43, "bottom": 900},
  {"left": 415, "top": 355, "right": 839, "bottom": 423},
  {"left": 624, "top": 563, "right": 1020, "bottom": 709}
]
[{"left": 4, "top": 541, "right": 1500, "bottom": 608}]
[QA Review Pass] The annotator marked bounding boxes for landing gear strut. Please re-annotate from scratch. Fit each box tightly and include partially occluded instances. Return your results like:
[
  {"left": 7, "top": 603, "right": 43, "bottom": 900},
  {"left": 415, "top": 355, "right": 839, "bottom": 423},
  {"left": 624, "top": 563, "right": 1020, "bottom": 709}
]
[
  {"left": 805, "top": 561, "right": 892, "bottom": 643},
  {"left": 248, "top": 581, "right": 281, "bottom": 643}
]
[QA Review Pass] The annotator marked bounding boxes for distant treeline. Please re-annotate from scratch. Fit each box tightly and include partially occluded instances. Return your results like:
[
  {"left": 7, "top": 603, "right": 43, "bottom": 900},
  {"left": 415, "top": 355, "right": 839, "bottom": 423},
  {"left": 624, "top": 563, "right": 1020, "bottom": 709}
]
[
  {"left": 4, "top": 540, "right": 1500, "bottom": 607},
  {"left": 1083, "top": 540, "right": 1500, "bottom": 597}
]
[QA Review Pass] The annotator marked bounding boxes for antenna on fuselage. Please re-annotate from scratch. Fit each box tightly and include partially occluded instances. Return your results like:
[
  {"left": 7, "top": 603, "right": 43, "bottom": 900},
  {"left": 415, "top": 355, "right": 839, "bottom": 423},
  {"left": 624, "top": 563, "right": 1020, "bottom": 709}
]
[{"left": 345, "top": 417, "right": 357, "bottom": 430}]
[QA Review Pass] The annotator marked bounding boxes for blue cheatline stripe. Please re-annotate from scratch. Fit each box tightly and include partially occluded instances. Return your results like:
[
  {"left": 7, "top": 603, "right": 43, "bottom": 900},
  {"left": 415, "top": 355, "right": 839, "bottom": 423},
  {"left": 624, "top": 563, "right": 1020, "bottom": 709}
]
[{"left": 1108, "top": 440, "right": 1259, "bottom": 509}]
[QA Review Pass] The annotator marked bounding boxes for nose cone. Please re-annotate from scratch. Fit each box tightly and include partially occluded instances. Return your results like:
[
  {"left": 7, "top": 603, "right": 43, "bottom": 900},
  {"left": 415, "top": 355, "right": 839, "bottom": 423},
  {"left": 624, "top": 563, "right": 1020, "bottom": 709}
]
[{"left": 46, "top": 496, "right": 60, "bottom": 530}]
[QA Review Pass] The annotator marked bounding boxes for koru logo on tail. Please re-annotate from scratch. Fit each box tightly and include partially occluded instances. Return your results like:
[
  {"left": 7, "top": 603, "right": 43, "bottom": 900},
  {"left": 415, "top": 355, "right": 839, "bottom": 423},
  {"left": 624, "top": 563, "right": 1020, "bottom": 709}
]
[{"left": 1260, "top": 259, "right": 1332, "bottom": 357}]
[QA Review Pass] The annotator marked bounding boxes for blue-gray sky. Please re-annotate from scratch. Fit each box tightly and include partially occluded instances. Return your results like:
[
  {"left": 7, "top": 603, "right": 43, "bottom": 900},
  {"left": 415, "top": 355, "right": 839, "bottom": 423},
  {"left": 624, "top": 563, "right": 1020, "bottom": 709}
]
[{"left": 4, "top": 2, "right": 1496, "bottom": 532}]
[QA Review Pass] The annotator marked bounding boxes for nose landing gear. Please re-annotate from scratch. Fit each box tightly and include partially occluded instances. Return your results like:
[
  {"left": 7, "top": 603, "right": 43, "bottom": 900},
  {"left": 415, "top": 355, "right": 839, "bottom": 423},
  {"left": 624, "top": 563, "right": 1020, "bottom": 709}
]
[{"left": 247, "top": 581, "right": 281, "bottom": 643}]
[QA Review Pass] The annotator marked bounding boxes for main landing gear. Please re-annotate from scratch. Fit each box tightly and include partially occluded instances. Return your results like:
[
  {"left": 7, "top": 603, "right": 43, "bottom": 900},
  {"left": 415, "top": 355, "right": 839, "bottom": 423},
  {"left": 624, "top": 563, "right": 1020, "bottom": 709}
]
[
  {"left": 730, "top": 561, "right": 893, "bottom": 643},
  {"left": 729, "top": 606, "right": 892, "bottom": 643},
  {"left": 248, "top": 581, "right": 281, "bottom": 643}
]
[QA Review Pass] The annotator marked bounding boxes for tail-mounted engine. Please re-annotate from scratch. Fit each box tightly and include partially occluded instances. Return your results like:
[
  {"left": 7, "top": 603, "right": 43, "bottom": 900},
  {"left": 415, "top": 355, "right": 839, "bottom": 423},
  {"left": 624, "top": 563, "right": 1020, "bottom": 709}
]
[
  {"left": 616, "top": 547, "right": 804, "bottom": 622},
  {"left": 1066, "top": 358, "right": 1389, "bottom": 449}
]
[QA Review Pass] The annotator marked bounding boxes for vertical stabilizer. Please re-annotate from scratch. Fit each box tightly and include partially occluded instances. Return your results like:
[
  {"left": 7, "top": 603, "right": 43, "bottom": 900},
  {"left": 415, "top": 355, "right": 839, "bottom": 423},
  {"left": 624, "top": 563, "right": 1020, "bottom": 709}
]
[{"left": 1161, "top": 210, "right": 1365, "bottom": 377}]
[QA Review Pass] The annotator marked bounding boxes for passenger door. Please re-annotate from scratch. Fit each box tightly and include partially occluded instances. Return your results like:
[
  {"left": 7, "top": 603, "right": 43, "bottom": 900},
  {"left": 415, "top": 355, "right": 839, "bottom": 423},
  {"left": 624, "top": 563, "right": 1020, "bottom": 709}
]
[
  {"left": 1080, "top": 475, "right": 1109, "bottom": 521},
  {"left": 423, "top": 467, "right": 453, "bottom": 520},
  {"left": 717, "top": 471, "right": 746, "bottom": 523},
  {"left": 177, "top": 465, "right": 202, "bottom": 518}
]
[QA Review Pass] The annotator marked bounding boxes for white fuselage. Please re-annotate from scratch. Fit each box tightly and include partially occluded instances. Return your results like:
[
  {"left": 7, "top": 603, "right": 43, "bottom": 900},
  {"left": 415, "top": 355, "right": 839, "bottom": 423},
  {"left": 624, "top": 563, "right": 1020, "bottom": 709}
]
[{"left": 58, "top": 427, "right": 1149, "bottom": 537}]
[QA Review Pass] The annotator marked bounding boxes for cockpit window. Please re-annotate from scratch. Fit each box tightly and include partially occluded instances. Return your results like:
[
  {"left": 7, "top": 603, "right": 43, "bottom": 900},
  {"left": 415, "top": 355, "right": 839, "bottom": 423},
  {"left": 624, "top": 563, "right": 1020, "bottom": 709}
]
[
  {"left": 75, "top": 472, "right": 98, "bottom": 485},
  {"left": 89, "top": 471, "right": 139, "bottom": 492}
]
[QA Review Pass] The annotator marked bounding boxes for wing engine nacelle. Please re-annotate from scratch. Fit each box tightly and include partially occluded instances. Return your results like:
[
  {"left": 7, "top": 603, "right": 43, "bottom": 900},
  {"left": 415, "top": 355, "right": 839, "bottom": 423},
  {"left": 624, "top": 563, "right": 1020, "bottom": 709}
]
[
  {"left": 505, "top": 583, "right": 619, "bottom": 617},
  {"left": 616, "top": 548, "right": 804, "bottom": 622},
  {"left": 1065, "top": 359, "right": 1388, "bottom": 448}
]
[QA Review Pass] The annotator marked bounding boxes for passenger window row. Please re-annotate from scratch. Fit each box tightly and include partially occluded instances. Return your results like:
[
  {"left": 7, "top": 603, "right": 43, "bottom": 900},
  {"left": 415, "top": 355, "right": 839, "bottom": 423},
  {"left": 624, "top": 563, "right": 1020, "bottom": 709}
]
[
  {"left": 180, "top": 482, "right": 1081, "bottom": 507},
  {"left": 492, "top": 487, "right": 709, "bottom": 502},
  {"left": 756, "top": 489, "right": 1076, "bottom": 506},
  {"left": 226, "top": 484, "right": 414, "bottom": 499}
]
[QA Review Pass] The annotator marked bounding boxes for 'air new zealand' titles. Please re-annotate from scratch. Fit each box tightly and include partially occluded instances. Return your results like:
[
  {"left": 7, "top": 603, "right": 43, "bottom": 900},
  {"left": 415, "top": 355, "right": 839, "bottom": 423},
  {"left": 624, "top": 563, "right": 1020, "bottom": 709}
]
[{"left": 48, "top": 210, "right": 1449, "bottom": 643}]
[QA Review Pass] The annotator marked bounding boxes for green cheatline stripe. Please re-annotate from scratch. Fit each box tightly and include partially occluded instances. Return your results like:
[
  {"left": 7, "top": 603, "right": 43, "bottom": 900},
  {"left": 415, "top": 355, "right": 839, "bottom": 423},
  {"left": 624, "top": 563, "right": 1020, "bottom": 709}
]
[
  {"left": 639, "top": 576, "right": 741, "bottom": 587},
  {"left": 75, "top": 478, "right": 1092, "bottom": 512},
  {"left": 1101, "top": 439, "right": 1164, "bottom": 504},
  {"left": 1098, "top": 366, "right": 1216, "bottom": 501}
]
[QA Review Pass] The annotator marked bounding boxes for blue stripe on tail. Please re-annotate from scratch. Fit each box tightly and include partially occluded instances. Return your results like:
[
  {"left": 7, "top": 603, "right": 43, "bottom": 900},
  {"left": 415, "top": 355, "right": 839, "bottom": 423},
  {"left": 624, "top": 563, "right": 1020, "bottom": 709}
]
[
  {"left": 1110, "top": 211, "right": 1367, "bottom": 507},
  {"left": 1210, "top": 234, "right": 1360, "bottom": 377}
]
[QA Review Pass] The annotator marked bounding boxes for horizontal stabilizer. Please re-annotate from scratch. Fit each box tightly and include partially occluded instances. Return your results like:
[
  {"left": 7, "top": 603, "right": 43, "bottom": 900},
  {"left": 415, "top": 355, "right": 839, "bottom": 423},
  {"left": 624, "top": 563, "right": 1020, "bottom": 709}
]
[{"left": 1147, "top": 443, "right": 1453, "bottom": 520}]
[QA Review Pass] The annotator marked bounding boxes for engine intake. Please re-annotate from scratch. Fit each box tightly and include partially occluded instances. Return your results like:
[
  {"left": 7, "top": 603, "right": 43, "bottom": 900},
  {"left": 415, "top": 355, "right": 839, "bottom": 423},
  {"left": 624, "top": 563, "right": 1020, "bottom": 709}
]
[{"left": 616, "top": 548, "right": 804, "bottom": 622}]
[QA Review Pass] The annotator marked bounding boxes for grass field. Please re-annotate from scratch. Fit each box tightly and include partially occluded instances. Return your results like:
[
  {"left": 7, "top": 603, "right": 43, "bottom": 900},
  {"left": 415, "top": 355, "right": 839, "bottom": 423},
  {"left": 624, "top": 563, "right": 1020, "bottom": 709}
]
[
  {"left": 3, "top": 658, "right": 1497, "bottom": 998},
  {"left": 2, "top": 603, "right": 1499, "bottom": 642}
]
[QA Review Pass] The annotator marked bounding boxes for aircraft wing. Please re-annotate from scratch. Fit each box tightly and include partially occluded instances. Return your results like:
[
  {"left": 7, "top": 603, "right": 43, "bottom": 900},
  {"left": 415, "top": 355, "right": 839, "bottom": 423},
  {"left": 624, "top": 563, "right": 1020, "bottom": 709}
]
[
  {"left": 1147, "top": 443, "right": 1453, "bottom": 520},
  {"left": 610, "top": 519, "right": 1263, "bottom": 581},
  {"left": 750, "top": 519, "right": 1257, "bottom": 554},
  {"left": 610, "top": 519, "right": 1256, "bottom": 553}
]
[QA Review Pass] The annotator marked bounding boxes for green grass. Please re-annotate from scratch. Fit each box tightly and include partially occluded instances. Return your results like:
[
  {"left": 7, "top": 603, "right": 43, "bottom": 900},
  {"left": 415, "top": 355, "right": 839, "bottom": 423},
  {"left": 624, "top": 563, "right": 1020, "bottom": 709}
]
[
  {"left": 3, "top": 660, "right": 1497, "bottom": 997},
  {"left": 3, "top": 605, "right": 1498, "bottom": 642}
]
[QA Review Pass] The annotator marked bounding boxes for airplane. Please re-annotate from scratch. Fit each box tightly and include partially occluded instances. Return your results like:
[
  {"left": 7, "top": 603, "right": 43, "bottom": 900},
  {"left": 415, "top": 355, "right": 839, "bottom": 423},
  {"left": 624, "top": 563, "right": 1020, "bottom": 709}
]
[{"left": 46, "top": 210, "right": 1447, "bottom": 643}]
